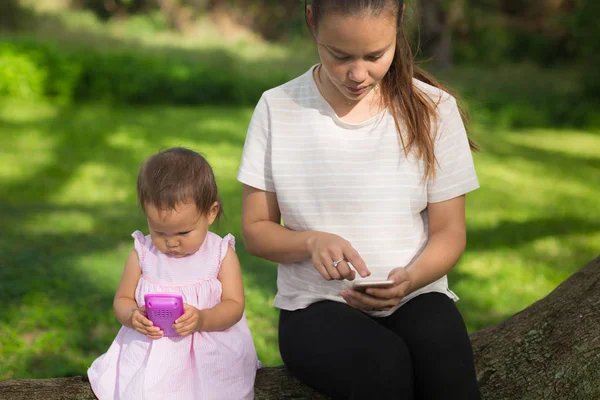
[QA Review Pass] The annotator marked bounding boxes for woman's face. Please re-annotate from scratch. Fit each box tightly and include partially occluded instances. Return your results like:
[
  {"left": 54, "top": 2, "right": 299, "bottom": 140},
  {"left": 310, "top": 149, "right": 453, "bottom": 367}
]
[{"left": 308, "top": 7, "right": 398, "bottom": 102}]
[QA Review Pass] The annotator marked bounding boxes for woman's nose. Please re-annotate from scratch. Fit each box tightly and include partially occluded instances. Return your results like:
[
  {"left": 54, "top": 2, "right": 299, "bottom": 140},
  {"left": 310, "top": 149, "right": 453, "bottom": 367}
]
[{"left": 348, "top": 62, "right": 368, "bottom": 83}]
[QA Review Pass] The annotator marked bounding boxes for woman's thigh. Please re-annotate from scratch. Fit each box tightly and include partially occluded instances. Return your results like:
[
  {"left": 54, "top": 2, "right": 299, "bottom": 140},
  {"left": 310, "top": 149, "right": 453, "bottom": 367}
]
[
  {"left": 279, "top": 301, "right": 414, "bottom": 400},
  {"left": 384, "top": 293, "right": 481, "bottom": 400}
]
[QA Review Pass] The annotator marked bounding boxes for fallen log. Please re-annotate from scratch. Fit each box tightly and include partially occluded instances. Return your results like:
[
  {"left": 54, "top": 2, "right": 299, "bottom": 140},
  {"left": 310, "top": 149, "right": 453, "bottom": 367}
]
[{"left": 1, "top": 254, "right": 598, "bottom": 400}]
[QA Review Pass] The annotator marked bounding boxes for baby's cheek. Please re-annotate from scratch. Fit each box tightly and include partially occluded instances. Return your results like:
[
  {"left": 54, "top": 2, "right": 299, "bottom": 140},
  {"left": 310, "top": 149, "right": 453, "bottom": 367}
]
[{"left": 149, "top": 235, "right": 164, "bottom": 250}]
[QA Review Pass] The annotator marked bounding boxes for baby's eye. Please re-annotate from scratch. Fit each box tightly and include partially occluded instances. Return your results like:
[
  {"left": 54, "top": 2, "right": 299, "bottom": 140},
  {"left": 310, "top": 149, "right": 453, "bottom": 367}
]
[{"left": 178, "top": 231, "right": 192, "bottom": 236}]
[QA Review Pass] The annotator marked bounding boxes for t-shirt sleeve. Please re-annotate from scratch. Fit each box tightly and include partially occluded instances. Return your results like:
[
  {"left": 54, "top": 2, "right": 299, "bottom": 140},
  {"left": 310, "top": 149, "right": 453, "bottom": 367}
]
[
  {"left": 237, "top": 94, "right": 276, "bottom": 192},
  {"left": 427, "top": 95, "right": 480, "bottom": 203}
]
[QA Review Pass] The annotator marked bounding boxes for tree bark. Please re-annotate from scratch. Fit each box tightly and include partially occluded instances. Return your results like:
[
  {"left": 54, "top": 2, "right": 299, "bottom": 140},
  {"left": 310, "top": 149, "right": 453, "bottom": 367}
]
[
  {"left": 0, "top": 0, "right": 24, "bottom": 30},
  {"left": 472, "top": 253, "right": 600, "bottom": 399},
  {"left": 419, "top": 0, "right": 453, "bottom": 68},
  {"left": 1, "top": 254, "right": 598, "bottom": 399}
]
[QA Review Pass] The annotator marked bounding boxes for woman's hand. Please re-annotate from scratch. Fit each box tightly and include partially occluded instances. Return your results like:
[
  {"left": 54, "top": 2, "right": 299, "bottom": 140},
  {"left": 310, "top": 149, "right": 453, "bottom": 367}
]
[
  {"left": 340, "top": 267, "right": 412, "bottom": 311},
  {"left": 306, "top": 232, "right": 370, "bottom": 281},
  {"left": 130, "top": 306, "right": 163, "bottom": 339},
  {"left": 173, "top": 304, "right": 204, "bottom": 336}
]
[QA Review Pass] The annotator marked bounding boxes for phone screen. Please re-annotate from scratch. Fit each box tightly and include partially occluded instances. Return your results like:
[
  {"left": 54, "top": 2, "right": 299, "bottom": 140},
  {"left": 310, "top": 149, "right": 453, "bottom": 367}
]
[{"left": 352, "top": 280, "right": 395, "bottom": 291}]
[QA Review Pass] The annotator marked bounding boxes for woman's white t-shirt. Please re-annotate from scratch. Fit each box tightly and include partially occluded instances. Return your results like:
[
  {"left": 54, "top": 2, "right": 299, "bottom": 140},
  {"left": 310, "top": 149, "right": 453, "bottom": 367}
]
[{"left": 237, "top": 65, "right": 479, "bottom": 317}]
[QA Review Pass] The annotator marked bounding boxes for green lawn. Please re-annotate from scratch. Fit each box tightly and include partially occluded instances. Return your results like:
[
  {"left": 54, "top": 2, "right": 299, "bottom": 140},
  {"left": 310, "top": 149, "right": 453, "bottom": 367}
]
[{"left": 1, "top": 95, "right": 599, "bottom": 379}]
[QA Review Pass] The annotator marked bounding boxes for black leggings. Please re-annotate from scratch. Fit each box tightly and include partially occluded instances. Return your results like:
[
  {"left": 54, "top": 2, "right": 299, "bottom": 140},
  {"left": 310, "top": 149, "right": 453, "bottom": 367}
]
[{"left": 279, "top": 293, "right": 481, "bottom": 400}]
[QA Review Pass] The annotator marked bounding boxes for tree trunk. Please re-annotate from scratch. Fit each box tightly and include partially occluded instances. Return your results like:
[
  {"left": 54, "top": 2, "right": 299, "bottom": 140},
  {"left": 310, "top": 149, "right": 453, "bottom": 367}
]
[
  {"left": 0, "top": 0, "right": 24, "bottom": 30},
  {"left": 419, "top": 0, "right": 453, "bottom": 68},
  {"left": 472, "top": 253, "right": 600, "bottom": 399},
  {"left": 1, "top": 254, "right": 598, "bottom": 399}
]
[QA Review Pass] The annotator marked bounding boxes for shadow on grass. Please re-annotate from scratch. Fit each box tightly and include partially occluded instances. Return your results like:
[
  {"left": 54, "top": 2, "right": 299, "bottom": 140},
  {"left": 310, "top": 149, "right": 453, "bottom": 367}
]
[
  {"left": 2, "top": 11, "right": 599, "bottom": 377},
  {"left": 0, "top": 103, "right": 279, "bottom": 378},
  {"left": 450, "top": 238, "right": 600, "bottom": 332},
  {"left": 477, "top": 135, "right": 600, "bottom": 182},
  {"left": 468, "top": 216, "right": 600, "bottom": 252},
  {"left": 3, "top": 102, "right": 599, "bottom": 376}
]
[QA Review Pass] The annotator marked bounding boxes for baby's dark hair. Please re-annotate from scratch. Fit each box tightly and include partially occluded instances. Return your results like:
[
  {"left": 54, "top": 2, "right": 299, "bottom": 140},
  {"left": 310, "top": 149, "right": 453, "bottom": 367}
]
[{"left": 137, "top": 147, "right": 223, "bottom": 218}]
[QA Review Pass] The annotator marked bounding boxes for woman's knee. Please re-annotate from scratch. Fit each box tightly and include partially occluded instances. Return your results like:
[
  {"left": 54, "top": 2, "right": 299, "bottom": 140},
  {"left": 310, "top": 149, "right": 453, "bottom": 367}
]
[
  {"left": 351, "top": 341, "right": 414, "bottom": 397},
  {"left": 280, "top": 319, "right": 414, "bottom": 398}
]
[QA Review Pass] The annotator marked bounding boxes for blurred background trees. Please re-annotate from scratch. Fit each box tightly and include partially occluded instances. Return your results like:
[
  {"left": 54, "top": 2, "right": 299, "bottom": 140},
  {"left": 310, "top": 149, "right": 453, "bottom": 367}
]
[{"left": 4, "top": 0, "right": 594, "bottom": 67}]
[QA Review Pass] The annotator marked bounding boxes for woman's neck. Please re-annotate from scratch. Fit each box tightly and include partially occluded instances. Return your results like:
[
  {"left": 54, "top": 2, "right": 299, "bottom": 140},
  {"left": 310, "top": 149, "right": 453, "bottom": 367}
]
[{"left": 314, "top": 64, "right": 384, "bottom": 123}]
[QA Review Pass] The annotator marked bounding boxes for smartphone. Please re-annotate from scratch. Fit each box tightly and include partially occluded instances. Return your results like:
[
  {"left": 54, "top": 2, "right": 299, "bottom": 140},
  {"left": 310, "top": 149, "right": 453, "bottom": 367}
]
[
  {"left": 144, "top": 293, "right": 184, "bottom": 337},
  {"left": 352, "top": 279, "right": 395, "bottom": 291}
]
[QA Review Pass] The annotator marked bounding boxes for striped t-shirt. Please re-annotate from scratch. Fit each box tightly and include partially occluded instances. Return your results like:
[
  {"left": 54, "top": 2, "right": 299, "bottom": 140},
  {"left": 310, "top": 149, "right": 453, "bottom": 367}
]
[{"left": 237, "top": 65, "right": 479, "bottom": 317}]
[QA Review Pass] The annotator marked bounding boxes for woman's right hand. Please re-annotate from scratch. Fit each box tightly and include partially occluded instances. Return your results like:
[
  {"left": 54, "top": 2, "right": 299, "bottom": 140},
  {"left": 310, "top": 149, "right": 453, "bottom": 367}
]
[
  {"left": 305, "top": 232, "right": 370, "bottom": 281},
  {"left": 130, "top": 306, "right": 163, "bottom": 339}
]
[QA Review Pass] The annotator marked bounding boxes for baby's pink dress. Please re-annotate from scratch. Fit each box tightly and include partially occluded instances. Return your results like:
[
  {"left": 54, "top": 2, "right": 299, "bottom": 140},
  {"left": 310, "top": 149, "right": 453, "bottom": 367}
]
[{"left": 88, "top": 231, "right": 259, "bottom": 400}]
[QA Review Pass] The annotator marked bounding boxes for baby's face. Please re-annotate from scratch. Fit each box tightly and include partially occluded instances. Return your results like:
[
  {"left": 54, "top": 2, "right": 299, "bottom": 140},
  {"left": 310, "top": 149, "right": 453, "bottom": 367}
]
[{"left": 145, "top": 201, "right": 218, "bottom": 258}]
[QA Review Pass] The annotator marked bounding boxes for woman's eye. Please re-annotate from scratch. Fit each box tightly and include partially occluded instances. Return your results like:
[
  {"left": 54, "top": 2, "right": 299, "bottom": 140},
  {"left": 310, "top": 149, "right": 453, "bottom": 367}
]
[{"left": 368, "top": 55, "right": 383, "bottom": 61}]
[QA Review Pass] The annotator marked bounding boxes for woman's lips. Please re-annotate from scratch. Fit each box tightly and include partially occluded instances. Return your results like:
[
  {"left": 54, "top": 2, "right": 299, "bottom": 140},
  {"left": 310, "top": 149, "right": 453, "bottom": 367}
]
[{"left": 344, "top": 85, "right": 368, "bottom": 95}]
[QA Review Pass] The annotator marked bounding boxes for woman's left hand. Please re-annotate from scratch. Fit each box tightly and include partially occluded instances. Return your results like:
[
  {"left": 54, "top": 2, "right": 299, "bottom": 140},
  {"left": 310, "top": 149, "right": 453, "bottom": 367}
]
[
  {"left": 173, "top": 303, "right": 204, "bottom": 336},
  {"left": 340, "top": 267, "right": 412, "bottom": 311}
]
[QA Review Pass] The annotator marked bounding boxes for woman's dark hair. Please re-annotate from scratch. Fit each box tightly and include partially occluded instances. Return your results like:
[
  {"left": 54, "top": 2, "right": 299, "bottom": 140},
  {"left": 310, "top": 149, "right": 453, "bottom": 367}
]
[{"left": 308, "top": 0, "right": 478, "bottom": 179}]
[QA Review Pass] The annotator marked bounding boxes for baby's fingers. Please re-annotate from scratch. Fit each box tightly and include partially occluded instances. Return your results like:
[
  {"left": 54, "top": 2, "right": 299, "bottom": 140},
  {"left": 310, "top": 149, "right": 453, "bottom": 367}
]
[
  {"left": 175, "top": 304, "right": 195, "bottom": 324},
  {"left": 132, "top": 321, "right": 162, "bottom": 338},
  {"left": 145, "top": 329, "right": 164, "bottom": 339},
  {"left": 136, "top": 320, "right": 161, "bottom": 334},
  {"left": 134, "top": 312, "right": 155, "bottom": 328},
  {"left": 174, "top": 322, "right": 195, "bottom": 337}
]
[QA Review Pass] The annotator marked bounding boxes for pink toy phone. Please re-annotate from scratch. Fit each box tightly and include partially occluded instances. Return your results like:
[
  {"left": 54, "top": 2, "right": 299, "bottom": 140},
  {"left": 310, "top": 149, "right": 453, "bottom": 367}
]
[
  {"left": 352, "top": 279, "right": 395, "bottom": 291},
  {"left": 144, "top": 293, "right": 184, "bottom": 337}
]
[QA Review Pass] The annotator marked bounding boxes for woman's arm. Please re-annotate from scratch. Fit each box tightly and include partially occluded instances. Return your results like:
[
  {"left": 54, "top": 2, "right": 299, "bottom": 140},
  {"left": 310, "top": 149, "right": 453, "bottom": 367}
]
[
  {"left": 342, "top": 195, "right": 467, "bottom": 309},
  {"left": 241, "top": 184, "right": 370, "bottom": 279},
  {"left": 241, "top": 185, "right": 313, "bottom": 264},
  {"left": 404, "top": 195, "right": 467, "bottom": 291}
]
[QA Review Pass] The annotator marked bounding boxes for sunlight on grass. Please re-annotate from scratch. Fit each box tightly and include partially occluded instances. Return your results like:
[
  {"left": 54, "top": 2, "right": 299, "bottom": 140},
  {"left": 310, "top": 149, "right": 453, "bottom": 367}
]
[
  {"left": 505, "top": 130, "right": 600, "bottom": 158},
  {"left": 0, "top": 100, "right": 57, "bottom": 121},
  {"left": 451, "top": 122, "right": 600, "bottom": 331},
  {"left": 105, "top": 128, "right": 151, "bottom": 150},
  {"left": 0, "top": 129, "right": 57, "bottom": 182},
  {"left": 71, "top": 247, "right": 130, "bottom": 291},
  {"left": 22, "top": 210, "right": 96, "bottom": 234},
  {"left": 51, "top": 162, "right": 131, "bottom": 204},
  {"left": 242, "top": 270, "right": 280, "bottom": 365},
  {"left": 1, "top": 100, "right": 599, "bottom": 379}
]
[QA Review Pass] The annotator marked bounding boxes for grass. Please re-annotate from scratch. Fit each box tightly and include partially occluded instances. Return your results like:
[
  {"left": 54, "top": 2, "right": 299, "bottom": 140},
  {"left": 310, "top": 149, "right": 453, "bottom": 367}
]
[
  {"left": 1, "top": 94, "right": 599, "bottom": 380},
  {"left": 1, "top": 0, "right": 599, "bottom": 381},
  {"left": 0, "top": 101, "right": 278, "bottom": 379}
]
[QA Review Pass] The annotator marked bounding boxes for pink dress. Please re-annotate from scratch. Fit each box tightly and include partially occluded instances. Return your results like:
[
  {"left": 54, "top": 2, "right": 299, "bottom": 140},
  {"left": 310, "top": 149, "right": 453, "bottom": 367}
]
[{"left": 88, "top": 231, "right": 259, "bottom": 400}]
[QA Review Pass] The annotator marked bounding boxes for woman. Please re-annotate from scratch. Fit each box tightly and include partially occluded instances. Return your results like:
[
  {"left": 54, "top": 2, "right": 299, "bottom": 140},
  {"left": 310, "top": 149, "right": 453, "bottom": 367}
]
[{"left": 238, "top": 0, "right": 481, "bottom": 398}]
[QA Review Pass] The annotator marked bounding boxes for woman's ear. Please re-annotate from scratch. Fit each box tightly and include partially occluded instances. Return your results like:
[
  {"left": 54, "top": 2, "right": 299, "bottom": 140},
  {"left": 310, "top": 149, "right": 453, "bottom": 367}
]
[{"left": 305, "top": 5, "right": 317, "bottom": 37}]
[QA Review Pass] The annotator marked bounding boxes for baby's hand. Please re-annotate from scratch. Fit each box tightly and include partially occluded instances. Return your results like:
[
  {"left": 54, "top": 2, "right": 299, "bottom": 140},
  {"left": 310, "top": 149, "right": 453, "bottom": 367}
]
[
  {"left": 131, "top": 306, "right": 163, "bottom": 339},
  {"left": 173, "top": 303, "right": 204, "bottom": 336}
]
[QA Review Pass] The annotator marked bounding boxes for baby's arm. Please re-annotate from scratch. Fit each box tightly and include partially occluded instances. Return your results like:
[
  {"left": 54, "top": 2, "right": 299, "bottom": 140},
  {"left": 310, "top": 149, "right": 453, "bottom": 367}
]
[
  {"left": 114, "top": 249, "right": 162, "bottom": 338},
  {"left": 174, "top": 246, "right": 245, "bottom": 334}
]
